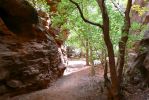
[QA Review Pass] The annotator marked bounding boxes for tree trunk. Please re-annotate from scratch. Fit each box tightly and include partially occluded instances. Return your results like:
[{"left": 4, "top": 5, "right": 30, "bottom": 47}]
[
  {"left": 69, "top": 0, "right": 132, "bottom": 99},
  {"left": 86, "top": 39, "right": 90, "bottom": 66},
  {"left": 96, "top": 0, "right": 119, "bottom": 99},
  {"left": 89, "top": 43, "right": 95, "bottom": 76},
  {"left": 117, "top": 0, "right": 132, "bottom": 87}
]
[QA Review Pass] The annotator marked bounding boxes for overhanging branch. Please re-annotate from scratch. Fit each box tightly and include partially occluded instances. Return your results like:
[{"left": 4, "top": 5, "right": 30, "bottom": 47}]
[
  {"left": 110, "top": 0, "right": 124, "bottom": 16},
  {"left": 69, "top": 0, "right": 103, "bottom": 28}
]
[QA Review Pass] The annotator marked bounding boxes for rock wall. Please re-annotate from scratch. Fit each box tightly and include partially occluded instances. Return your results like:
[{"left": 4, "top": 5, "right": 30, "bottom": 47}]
[
  {"left": 0, "top": 0, "right": 38, "bottom": 36},
  {"left": 128, "top": 30, "right": 149, "bottom": 86},
  {"left": 126, "top": 0, "right": 149, "bottom": 87},
  {"left": 0, "top": 0, "right": 65, "bottom": 96}
]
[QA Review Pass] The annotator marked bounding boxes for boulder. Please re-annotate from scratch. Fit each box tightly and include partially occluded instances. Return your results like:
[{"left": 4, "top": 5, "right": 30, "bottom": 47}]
[{"left": 0, "top": 0, "right": 66, "bottom": 96}]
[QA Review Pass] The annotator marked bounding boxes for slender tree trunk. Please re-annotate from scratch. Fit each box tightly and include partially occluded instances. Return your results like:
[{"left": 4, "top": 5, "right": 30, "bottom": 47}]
[
  {"left": 96, "top": 0, "right": 119, "bottom": 99},
  {"left": 86, "top": 39, "right": 90, "bottom": 66},
  {"left": 102, "top": 28, "right": 119, "bottom": 100},
  {"left": 89, "top": 43, "right": 95, "bottom": 76},
  {"left": 117, "top": 0, "right": 132, "bottom": 87}
]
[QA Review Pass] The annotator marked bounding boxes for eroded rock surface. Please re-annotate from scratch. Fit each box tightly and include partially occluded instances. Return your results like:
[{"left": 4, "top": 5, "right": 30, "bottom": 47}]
[
  {"left": 0, "top": 35, "right": 65, "bottom": 96},
  {"left": 0, "top": 0, "right": 65, "bottom": 96},
  {"left": 128, "top": 30, "right": 149, "bottom": 86}
]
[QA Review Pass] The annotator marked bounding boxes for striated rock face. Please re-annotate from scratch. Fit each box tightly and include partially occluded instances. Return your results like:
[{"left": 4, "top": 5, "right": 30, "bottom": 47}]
[
  {"left": 0, "top": 35, "right": 64, "bottom": 96},
  {"left": 0, "top": 0, "right": 65, "bottom": 96}
]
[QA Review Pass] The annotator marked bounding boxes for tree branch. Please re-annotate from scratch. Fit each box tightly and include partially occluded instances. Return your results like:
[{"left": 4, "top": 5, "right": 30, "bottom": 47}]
[
  {"left": 110, "top": 0, "right": 124, "bottom": 16},
  {"left": 69, "top": 0, "right": 103, "bottom": 28}
]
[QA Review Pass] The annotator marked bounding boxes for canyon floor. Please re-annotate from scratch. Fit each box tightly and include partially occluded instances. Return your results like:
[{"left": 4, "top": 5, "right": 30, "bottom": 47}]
[
  {"left": 1, "top": 59, "right": 106, "bottom": 100},
  {"left": 1, "top": 59, "right": 149, "bottom": 100}
]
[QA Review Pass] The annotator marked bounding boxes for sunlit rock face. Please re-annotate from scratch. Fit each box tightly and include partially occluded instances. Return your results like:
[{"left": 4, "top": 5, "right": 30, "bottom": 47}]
[{"left": 0, "top": 0, "right": 65, "bottom": 96}]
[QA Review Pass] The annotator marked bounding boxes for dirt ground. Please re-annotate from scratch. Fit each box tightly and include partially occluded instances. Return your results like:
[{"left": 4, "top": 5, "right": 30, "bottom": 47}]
[
  {"left": 1, "top": 59, "right": 149, "bottom": 100},
  {"left": 0, "top": 59, "right": 107, "bottom": 100}
]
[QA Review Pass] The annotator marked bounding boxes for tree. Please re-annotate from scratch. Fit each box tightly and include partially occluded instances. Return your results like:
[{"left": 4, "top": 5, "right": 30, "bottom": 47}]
[
  {"left": 117, "top": 0, "right": 132, "bottom": 87},
  {"left": 69, "top": 0, "right": 132, "bottom": 99}
]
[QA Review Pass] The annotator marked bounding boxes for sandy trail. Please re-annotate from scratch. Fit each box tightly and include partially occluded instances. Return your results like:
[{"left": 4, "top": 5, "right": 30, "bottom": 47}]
[{"left": 1, "top": 59, "right": 106, "bottom": 100}]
